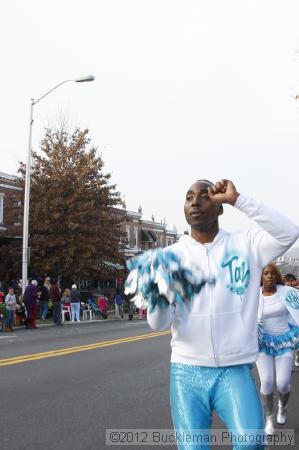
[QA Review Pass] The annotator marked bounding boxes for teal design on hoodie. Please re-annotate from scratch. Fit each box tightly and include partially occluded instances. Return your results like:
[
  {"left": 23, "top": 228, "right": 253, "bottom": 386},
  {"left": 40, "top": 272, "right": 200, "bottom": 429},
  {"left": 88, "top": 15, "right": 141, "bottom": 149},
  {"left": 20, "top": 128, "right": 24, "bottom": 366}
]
[{"left": 221, "top": 253, "right": 250, "bottom": 296}]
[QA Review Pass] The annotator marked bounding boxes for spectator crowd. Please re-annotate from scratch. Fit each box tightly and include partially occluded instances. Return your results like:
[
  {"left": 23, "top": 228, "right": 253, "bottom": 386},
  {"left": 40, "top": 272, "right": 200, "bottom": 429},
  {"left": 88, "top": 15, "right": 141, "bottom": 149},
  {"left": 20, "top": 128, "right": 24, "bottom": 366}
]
[{"left": 0, "top": 276, "right": 119, "bottom": 330}]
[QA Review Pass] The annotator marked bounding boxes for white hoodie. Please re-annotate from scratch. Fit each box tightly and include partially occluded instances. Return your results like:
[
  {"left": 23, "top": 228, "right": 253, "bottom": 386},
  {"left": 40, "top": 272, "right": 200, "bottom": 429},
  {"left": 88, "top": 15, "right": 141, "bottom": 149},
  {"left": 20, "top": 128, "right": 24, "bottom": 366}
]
[{"left": 147, "top": 194, "right": 299, "bottom": 367}]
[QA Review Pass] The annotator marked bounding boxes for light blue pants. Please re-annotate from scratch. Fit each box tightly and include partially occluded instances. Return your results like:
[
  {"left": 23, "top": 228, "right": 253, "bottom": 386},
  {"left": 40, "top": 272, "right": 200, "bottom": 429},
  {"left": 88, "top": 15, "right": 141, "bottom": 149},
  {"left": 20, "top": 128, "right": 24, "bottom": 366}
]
[
  {"left": 39, "top": 301, "right": 48, "bottom": 320},
  {"left": 170, "top": 363, "right": 265, "bottom": 450},
  {"left": 71, "top": 303, "right": 80, "bottom": 322}
]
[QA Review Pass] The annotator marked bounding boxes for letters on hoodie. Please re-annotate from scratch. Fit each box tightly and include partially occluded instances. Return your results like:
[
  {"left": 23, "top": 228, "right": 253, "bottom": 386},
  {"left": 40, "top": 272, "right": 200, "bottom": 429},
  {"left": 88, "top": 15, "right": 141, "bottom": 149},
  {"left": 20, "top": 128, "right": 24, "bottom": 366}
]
[{"left": 222, "top": 254, "right": 250, "bottom": 296}]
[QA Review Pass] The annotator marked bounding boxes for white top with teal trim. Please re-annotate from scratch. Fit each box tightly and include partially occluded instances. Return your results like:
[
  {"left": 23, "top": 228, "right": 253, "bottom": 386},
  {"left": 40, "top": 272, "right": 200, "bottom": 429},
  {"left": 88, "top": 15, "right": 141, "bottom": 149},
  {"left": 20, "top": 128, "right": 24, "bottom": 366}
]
[{"left": 260, "top": 292, "right": 290, "bottom": 336}]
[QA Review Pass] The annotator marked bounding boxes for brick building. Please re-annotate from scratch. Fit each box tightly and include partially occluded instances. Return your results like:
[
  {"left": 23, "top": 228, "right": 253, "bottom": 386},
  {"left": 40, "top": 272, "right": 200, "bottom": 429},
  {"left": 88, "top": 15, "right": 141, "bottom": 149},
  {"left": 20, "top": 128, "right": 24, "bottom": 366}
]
[
  {"left": 0, "top": 172, "right": 22, "bottom": 228},
  {"left": 0, "top": 172, "right": 22, "bottom": 279},
  {"left": 117, "top": 206, "right": 179, "bottom": 258}
]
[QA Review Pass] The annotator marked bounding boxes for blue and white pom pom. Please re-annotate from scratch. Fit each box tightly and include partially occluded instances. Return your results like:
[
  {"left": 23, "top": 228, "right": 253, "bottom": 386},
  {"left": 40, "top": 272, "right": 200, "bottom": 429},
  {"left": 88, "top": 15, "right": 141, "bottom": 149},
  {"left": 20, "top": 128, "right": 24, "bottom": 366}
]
[{"left": 125, "top": 248, "right": 214, "bottom": 312}]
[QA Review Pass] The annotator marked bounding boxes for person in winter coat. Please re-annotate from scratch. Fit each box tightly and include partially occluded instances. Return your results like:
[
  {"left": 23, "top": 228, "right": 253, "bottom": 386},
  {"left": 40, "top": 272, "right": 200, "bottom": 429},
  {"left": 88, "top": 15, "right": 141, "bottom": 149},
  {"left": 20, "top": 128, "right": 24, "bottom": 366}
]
[
  {"left": 61, "top": 288, "right": 71, "bottom": 306},
  {"left": 39, "top": 277, "right": 51, "bottom": 320},
  {"left": 23, "top": 280, "right": 40, "bottom": 329},
  {"left": 97, "top": 295, "right": 108, "bottom": 319},
  {"left": 70, "top": 284, "right": 81, "bottom": 322},
  {"left": 4, "top": 287, "right": 17, "bottom": 331},
  {"left": 145, "top": 179, "right": 299, "bottom": 450},
  {"left": 114, "top": 288, "right": 124, "bottom": 319},
  {"left": 284, "top": 274, "right": 299, "bottom": 368},
  {"left": 50, "top": 279, "right": 62, "bottom": 325}
]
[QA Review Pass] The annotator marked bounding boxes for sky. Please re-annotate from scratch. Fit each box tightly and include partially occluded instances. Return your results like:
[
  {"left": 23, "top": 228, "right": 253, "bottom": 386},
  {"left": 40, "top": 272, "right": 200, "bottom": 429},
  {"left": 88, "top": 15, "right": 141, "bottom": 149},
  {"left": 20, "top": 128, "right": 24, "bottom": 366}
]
[{"left": 1, "top": 1, "right": 299, "bottom": 241}]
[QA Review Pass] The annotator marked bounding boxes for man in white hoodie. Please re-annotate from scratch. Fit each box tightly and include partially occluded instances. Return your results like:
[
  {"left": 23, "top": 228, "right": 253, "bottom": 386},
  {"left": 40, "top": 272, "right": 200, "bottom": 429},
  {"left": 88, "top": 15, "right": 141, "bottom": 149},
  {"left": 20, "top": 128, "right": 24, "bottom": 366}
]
[{"left": 147, "top": 179, "right": 299, "bottom": 450}]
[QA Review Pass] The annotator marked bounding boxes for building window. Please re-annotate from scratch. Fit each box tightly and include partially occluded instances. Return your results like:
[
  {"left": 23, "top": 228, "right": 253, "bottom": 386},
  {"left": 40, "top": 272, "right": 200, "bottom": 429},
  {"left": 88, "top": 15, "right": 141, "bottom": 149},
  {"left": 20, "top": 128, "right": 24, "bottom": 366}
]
[
  {"left": 0, "top": 194, "right": 4, "bottom": 224},
  {"left": 126, "top": 225, "right": 130, "bottom": 244},
  {"left": 134, "top": 227, "right": 138, "bottom": 248}
]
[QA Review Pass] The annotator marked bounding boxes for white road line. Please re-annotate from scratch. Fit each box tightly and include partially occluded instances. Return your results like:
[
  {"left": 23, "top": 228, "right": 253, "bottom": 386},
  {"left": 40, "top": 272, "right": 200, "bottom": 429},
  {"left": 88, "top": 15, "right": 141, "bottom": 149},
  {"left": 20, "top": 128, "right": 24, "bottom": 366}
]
[
  {"left": 127, "top": 321, "right": 147, "bottom": 324},
  {"left": 0, "top": 335, "right": 17, "bottom": 339}
]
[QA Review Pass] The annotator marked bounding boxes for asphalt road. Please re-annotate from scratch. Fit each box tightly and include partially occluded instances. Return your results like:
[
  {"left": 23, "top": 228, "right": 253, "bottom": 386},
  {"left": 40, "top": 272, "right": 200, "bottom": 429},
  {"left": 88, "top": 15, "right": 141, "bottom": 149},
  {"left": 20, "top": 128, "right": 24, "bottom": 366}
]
[{"left": 0, "top": 318, "right": 298, "bottom": 450}]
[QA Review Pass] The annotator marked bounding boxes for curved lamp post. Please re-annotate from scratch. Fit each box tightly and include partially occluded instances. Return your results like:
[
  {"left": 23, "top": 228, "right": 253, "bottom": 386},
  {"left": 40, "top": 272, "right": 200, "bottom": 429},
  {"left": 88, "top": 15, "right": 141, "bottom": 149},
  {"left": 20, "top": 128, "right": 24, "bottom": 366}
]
[{"left": 22, "top": 75, "right": 95, "bottom": 295}]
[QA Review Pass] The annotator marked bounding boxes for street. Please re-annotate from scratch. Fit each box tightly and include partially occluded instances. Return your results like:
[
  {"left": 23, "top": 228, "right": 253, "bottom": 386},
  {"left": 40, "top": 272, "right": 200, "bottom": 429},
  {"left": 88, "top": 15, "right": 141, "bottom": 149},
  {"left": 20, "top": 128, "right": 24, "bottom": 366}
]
[{"left": 0, "top": 319, "right": 298, "bottom": 450}]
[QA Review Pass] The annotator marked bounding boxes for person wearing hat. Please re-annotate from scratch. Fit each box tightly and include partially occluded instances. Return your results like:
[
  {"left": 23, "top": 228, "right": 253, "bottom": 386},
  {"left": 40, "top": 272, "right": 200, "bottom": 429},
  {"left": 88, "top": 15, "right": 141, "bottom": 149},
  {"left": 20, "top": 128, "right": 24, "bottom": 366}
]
[
  {"left": 23, "top": 280, "right": 40, "bottom": 329},
  {"left": 70, "top": 284, "right": 81, "bottom": 322}
]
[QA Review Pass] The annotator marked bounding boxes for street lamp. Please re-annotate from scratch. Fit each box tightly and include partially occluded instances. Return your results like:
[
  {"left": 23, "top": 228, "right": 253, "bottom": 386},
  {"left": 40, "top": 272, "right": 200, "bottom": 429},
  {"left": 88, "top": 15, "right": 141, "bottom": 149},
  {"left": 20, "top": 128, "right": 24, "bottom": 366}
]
[{"left": 22, "top": 75, "right": 95, "bottom": 295}]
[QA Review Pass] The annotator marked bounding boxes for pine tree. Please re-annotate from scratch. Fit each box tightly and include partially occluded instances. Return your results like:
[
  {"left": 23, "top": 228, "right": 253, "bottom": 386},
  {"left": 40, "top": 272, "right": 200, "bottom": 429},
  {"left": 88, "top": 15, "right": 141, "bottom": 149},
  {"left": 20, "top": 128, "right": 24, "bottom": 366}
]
[{"left": 12, "top": 126, "right": 125, "bottom": 283}]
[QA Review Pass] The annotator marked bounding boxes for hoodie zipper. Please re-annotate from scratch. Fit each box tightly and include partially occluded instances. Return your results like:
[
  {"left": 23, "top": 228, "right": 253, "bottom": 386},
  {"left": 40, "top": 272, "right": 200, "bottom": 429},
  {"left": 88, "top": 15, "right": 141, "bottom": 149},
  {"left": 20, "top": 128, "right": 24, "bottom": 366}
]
[{"left": 206, "top": 247, "right": 218, "bottom": 366}]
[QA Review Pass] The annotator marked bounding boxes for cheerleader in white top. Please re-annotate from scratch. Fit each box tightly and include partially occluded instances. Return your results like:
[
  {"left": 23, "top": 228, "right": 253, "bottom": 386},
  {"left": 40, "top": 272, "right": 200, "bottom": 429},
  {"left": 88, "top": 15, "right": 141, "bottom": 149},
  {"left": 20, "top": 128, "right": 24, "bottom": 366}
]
[{"left": 256, "top": 264, "right": 299, "bottom": 436}]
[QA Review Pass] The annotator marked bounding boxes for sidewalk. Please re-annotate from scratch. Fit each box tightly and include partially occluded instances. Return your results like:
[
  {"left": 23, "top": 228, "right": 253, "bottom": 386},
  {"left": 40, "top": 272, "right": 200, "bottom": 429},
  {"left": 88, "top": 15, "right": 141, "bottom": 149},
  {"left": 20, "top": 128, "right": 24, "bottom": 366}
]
[{"left": 2, "top": 314, "right": 142, "bottom": 331}]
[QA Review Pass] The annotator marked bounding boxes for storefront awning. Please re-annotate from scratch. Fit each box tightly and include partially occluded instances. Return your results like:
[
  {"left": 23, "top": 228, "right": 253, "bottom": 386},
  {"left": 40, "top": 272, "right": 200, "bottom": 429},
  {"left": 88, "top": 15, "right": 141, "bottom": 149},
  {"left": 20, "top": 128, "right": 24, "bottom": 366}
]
[
  {"left": 147, "top": 230, "right": 157, "bottom": 241},
  {"left": 141, "top": 230, "right": 154, "bottom": 242}
]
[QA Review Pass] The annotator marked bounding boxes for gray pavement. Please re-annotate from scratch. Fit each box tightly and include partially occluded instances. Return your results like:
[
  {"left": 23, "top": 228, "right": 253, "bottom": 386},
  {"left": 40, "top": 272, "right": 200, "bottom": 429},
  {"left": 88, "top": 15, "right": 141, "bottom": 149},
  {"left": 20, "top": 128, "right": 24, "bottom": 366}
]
[{"left": 0, "top": 318, "right": 298, "bottom": 450}]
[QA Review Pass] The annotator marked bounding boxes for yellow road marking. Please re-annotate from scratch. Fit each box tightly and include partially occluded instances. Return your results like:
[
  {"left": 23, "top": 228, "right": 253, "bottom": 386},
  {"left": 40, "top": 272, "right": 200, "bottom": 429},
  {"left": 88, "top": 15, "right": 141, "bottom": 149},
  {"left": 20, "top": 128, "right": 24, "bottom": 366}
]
[{"left": 0, "top": 330, "right": 171, "bottom": 367}]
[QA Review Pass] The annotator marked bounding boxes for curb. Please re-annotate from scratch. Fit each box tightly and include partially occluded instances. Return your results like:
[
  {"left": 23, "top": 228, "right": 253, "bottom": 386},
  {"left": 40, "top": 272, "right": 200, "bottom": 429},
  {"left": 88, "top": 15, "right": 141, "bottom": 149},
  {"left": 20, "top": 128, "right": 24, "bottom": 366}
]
[{"left": 3, "top": 316, "right": 142, "bottom": 332}]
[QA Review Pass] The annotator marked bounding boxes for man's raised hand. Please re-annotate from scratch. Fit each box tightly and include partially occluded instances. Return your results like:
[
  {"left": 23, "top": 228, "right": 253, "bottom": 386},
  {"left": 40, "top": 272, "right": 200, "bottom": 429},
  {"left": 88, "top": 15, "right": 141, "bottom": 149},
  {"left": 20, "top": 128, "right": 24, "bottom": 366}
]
[{"left": 208, "top": 179, "right": 239, "bottom": 205}]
